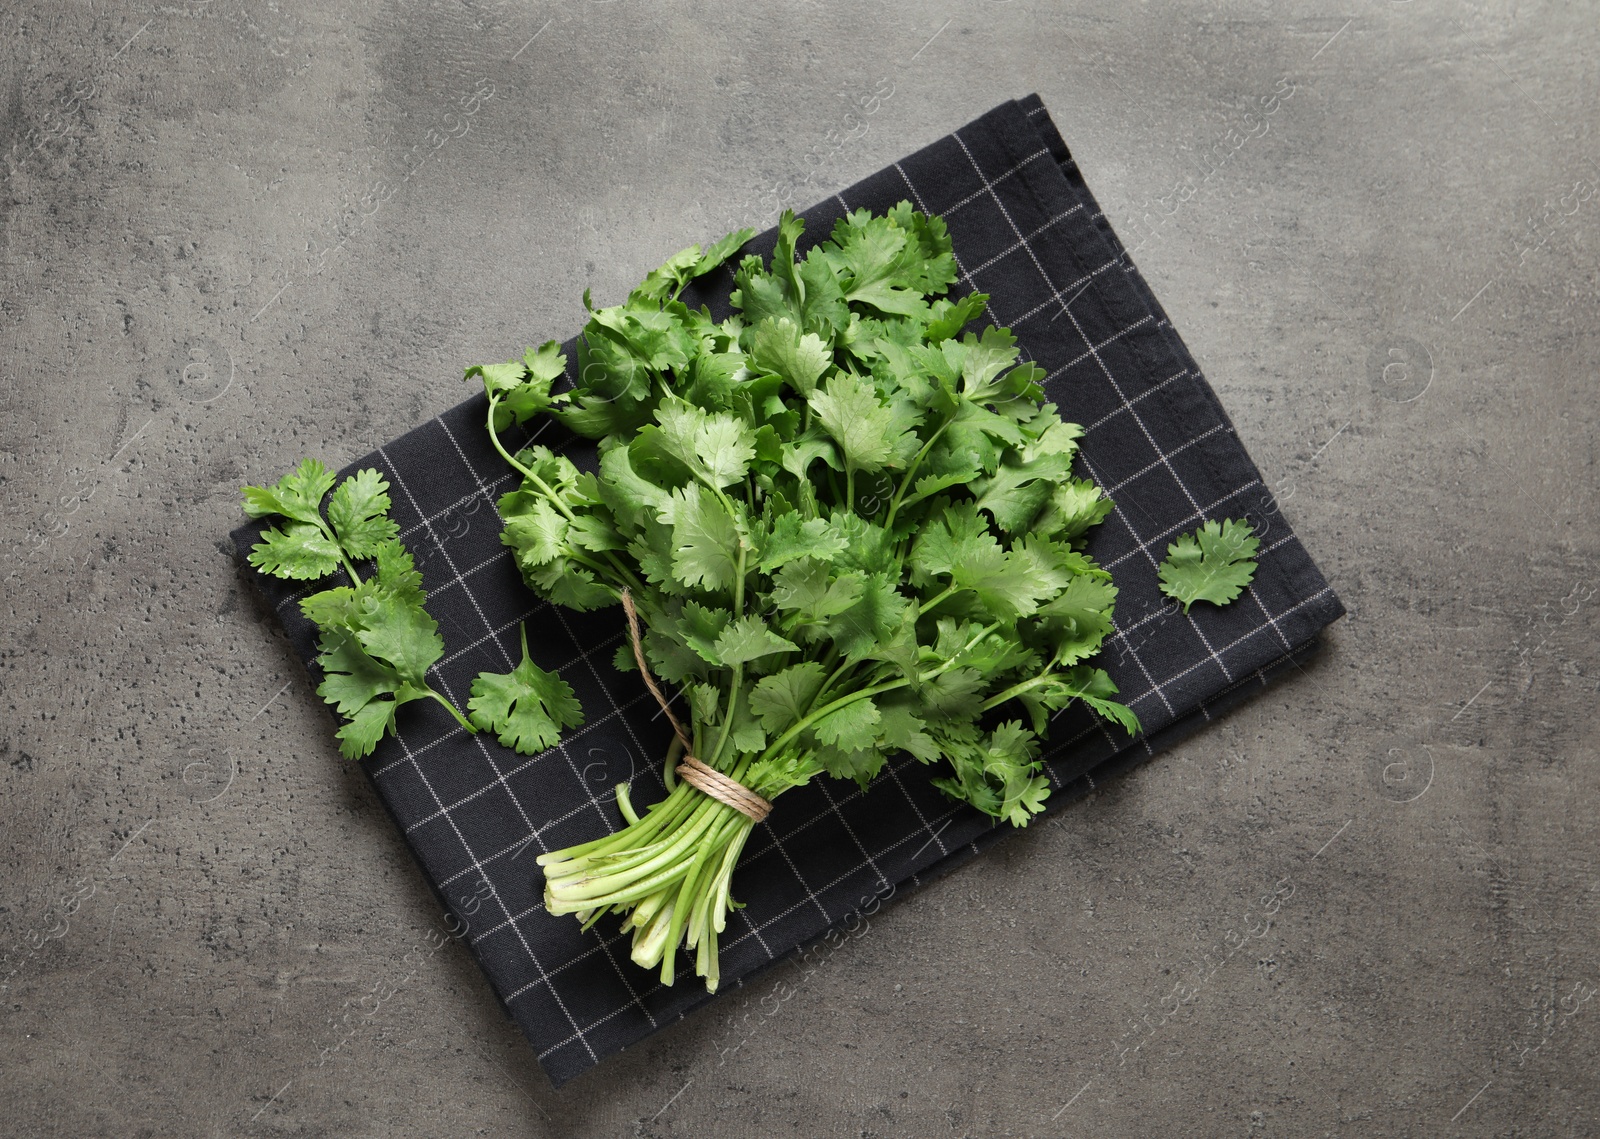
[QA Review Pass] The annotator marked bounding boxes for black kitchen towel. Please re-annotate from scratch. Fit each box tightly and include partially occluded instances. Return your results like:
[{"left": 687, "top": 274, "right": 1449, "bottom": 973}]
[{"left": 233, "top": 93, "right": 1344, "bottom": 1086}]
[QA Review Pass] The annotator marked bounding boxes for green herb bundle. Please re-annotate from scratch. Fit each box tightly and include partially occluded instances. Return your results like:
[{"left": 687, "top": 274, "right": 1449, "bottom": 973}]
[{"left": 470, "top": 203, "right": 1140, "bottom": 991}]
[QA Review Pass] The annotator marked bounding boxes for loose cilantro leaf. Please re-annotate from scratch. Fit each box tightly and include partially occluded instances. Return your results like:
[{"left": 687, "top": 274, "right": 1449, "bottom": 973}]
[
  {"left": 354, "top": 592, "right": 445, "bottom": 687},
  {"left": 1157, "top": 518, "right": 1260, "bottom": 613},
  {"left": 468, "top": 625, "right": 584, "bottom": 754},
  {"left": 315, "top": 629, "right": 406, "bottom": 720}
]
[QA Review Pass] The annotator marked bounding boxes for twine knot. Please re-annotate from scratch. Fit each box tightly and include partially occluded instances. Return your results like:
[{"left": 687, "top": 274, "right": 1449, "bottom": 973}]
[{"left": 621, "top": 590, "right": 773, "bottom": 824}]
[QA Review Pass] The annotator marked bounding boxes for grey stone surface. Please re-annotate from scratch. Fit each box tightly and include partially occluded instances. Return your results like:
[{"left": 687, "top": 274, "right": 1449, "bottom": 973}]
[{"left": 2, "top": 1, "right": 1596, "bottom": 1135}]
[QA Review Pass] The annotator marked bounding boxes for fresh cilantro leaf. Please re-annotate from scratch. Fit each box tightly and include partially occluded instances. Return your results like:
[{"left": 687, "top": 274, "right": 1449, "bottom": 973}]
[
  {"left": 953, "top": 535, "right": 1075, "bottom": 623},
  {"left": 813, "top": 742, "right": 889, "bottom": 787},
  {"left": 920, "top": 667, "right": 987, "bottom": 721},
  {"left": 299, "top": 581, "right": 370, "bottom": 631},
  {"left": 499, "top": 493, "right": 568, "bottom": 567},
  {"left": 248, "top": 522, "right": 343, "bottom": 580},
  {"left": 326, "top": 469, "right": 399, "bottom": 557},
  {"left": 794, "top": 247, "right": 851, "bottom": 337},
  {"left": 679, "top": 600, "right": 734, "bottom": 664},
  {"left": 873, "top": 701, "right": 939, "bottom": 762},
  {"left": 751, "top": 316, "right": 833, "bottom": 396},
  {"left": 597, "top": 443, "right": 676, "bottom": 531},
  {"left": 823, "top": 572, "right": 909, "bottom": 661},
  {"left": 686, "top": 682, "right": 721, "bottom": 725},
  {"left": 354, "top": 592, "right": 445, "bottom": 687},
  {"left": 952, "top": 325, "right": 1021, "bottom": 396},
  {"left": 241, "top": 458, "right": 336, "bottom": 525},
  {"left": 730, "top": 256, "right": 795, "bottom": 331},
  {"left": 696, "top": 227, "right": 757, "bottom": 277},
  {"left": 809, "top": 372, "right": 919, "bottom": 473},
  {"left": 712, "top": 615, "right": 798, "bottom": 666},
  {"left": 810, "top": 696, "right": 881, "bottom": 752},
  {"left": 633, "top": 245, "right": 707, "bottom": 303},
  {"left": 971, "top": 418, "right": 1084, "bottom": 533},
  {"left": 647, "top": 402, "right": 756, "bottom": 489},
  {"left": 1035, "top": 575, "right": 1118, "bottom": 666},
  {"left": 1157, "top": 518, "right": 1260, "bottom": 613},
  {"left": 924, "top": 292, "right": 989, "bottom": 343},
  {"left": 315, "top": 629, "right": 404, "bottom": 718},
  {"left": 589, "top": 303, "right": 693, "bottom": 374},
  {"left": 468, "top": 625, "right": 584, "bottom": 754},
  {"left": 778, "top": 429, "right": 844, "bottom": 485},
  {"left": 821, "top": 209, "right": 929, "bottom": 317},
  {"left": 567, "top": 512, "right": 625, "bottom": 554},
  {"left": 883, "top": 201, "right": 960, "bottom": 294},
  {"left": 1034, "top": 477, "right": 1114, "bottom": 542},
  {"left": 662, "top": 484, "right": 742, "bottom": 591},
  {"left": 312, "top": 628, "right": 431, "bottom": 761},
  {"left": 372, "top": 538, "right": 426, "bottom": 605},
  {"left": 1060, "top": 666, "right": 1140, "bottom": 734},
  {"left": 334, "top": 700, "right": 404, "bottom": 761},
  {"left": 748, "top": 662, "right": 828, "bottom": 734},
  {"left": 733, "top": 724, "right": 767, "bottom": 754},
  {"left": 521, "top": 556, "right": 617, "bottom": 611},
  {"left": 755, "top": 514, "right": 847, "bottom": 573},
  {"left": 468, "top": 341, "right": 570, "bottom": 432},
  {"left": 1011, "top": 665, "right": 1139, "bottom": 737},
  {"left": 770, "top": 560, "right": 865, "bottom": 624},
  {"left": 908, "top": 500, "right": 996, "bottom": 583}
]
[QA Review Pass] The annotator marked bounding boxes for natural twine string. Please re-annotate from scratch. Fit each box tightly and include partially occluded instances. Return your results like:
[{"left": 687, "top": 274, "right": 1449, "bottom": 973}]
[{"left": 620, "top": 590, "right": 773, "bottom": 824}]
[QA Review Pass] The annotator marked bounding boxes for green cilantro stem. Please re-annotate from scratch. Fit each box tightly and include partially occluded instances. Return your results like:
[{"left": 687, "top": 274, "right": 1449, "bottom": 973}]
[
  {"left": 705, "top": 544, "right": 749, "bottom": 770},
  {"left": 981, "top": 674, "right": 1060, "bottom": 711},
  {"left": 882, "top": 416, "right": 953, "bottom": 533},
  {"left": 427, "top": 690, "right": 479, "bottom": 733},
  {"left": 915, "top": 583, "right": 959, "bottom": 617},
  {"left": 815, "top": 656, "right": 857, "bottom": 706},
  {"left": 336, "top": 549, "right": 365, "bottom": 585}
]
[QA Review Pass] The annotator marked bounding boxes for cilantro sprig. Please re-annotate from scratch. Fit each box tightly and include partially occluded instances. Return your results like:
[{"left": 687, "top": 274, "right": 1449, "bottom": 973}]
[
  {"left": 470, "top": 203, "right": 1141, "bottom": 990},
  {"left": 243, "top": 462, "right": 478, "bottom": 758},
  {"left": 243, "top": 463, "right": 584, "bottom": 761},
  {"left": 1157, "top": 518, "right": 1260, "bottom": 613}
]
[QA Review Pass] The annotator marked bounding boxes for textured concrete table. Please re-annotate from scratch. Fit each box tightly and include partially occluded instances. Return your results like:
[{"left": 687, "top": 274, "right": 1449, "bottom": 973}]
[{"left": 2, "top": 2, "right": 1595, "bottom": 1136}]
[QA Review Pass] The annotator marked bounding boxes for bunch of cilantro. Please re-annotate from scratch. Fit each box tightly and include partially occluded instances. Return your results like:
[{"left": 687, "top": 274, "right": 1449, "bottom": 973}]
[{"left": 473, "top": 202, "right": 1140, "bottom": 990}]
